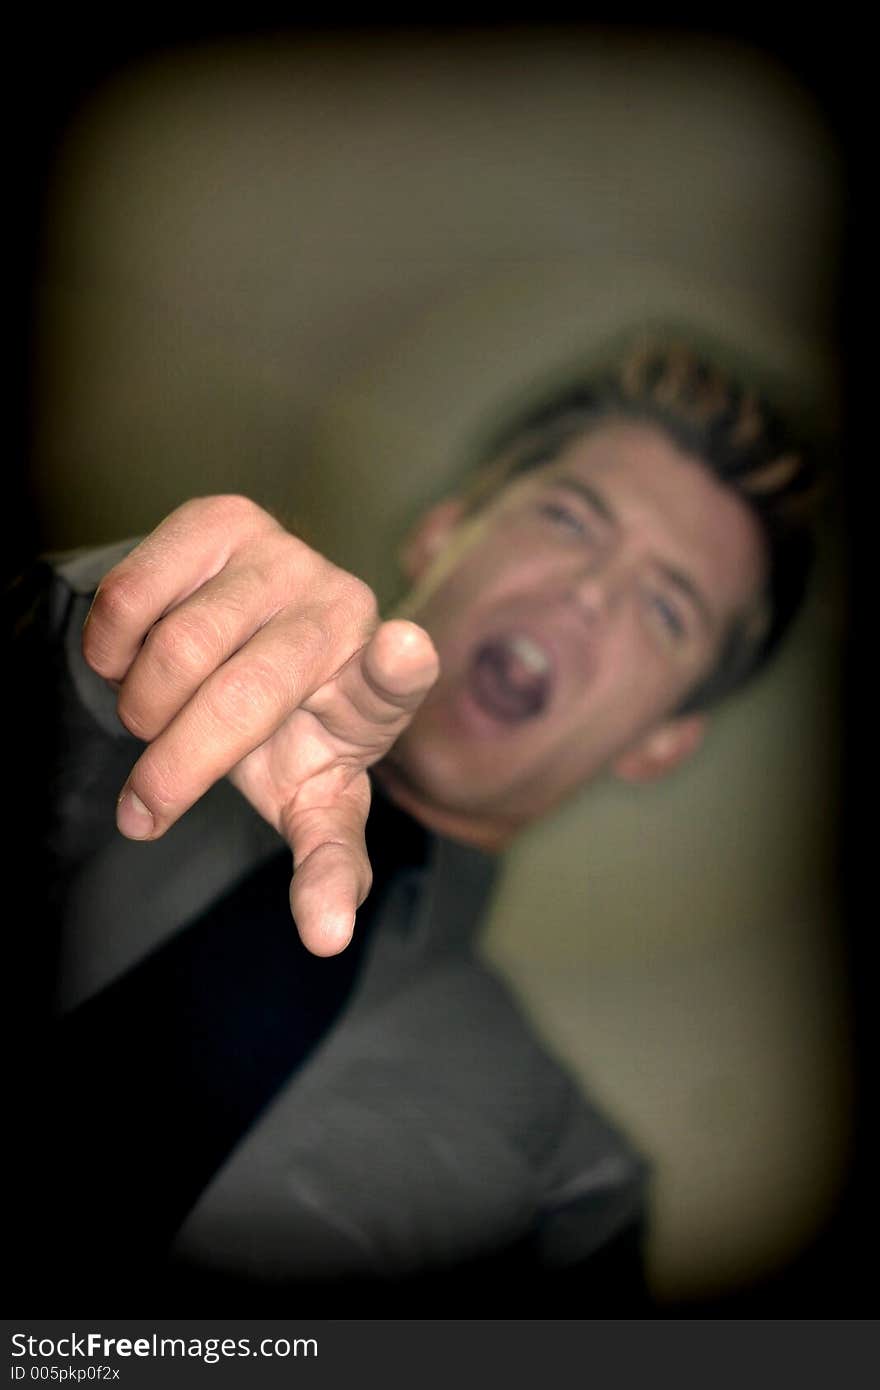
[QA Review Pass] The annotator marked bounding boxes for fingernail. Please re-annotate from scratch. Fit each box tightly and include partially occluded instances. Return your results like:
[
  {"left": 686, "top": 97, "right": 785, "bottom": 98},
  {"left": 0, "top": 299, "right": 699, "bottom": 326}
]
[
  {"left": 327, "top": 914, "right": 355, "bottom": 955},
  {"left": 117, "top": 789, "right": 155, "bottom": 839}
]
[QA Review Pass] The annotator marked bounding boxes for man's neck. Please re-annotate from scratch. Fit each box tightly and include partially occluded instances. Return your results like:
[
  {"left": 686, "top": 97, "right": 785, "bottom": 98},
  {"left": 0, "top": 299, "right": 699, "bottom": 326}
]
[{"left": 371, "top": 761, "right": 509, "bottom": 855}]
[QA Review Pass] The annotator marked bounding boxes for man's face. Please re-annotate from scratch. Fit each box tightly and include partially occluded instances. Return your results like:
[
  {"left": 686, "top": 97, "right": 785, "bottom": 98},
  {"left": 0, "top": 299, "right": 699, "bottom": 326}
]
[{"left": 382, "top": 418, "right": 767, "bottom": 847}]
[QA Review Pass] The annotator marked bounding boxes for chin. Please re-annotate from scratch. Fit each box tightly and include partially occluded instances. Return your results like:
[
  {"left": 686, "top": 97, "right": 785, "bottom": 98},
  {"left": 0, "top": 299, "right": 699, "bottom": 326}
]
[{"left": 383, "top": 725, "right": 500, "bottom": 816}]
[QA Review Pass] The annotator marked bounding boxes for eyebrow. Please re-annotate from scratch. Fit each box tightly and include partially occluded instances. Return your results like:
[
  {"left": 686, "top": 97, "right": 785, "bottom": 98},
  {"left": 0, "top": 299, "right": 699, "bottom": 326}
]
[
  {"left": 551, "top": 473, "right": 716, "bottom": 633},
  {"left": 551, "top": 475, "right": 618, "bottom": 525}
]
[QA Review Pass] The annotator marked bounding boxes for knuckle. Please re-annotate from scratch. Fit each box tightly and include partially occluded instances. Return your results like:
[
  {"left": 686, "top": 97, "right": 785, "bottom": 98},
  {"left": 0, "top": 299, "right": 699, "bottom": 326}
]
[
  {"left": 88, "top": 575, "right": 140, "bottom": 629},
  {"left": 205, "top": 656, "right": 284, "bottom": 733},
  {"left": 146, "top": 613, "right": 222, "bottom": 681},
  {"left": 295, "top": 608, "right": 333, "bottom": 655},
  {"left": 271, "top": 542, "right": 377, "bottom": 639},
  {"left": 343, "top": 575, "right": 379, "bottom": 628},
  {"left": 172, "top": 494, "right": 273, "bottom": 550},
  {"left": 82, "top": 580, "right": 140, "bottom": 674},
  {"left": 203, "top": 493, "right": 269, "bottom": 533}
]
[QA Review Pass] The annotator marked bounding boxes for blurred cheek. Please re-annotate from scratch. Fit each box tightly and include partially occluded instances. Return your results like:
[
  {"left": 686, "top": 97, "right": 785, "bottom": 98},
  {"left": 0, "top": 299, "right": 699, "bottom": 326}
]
[{"left": 413, "top": 557, "right": 510, "bottom": 642}]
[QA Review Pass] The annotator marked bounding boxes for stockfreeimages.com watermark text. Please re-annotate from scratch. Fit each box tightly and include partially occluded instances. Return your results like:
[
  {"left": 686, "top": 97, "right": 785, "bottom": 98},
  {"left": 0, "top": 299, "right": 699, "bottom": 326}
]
[{"left": 10, "top": 1332, "right": 317, "bottom": 1371}]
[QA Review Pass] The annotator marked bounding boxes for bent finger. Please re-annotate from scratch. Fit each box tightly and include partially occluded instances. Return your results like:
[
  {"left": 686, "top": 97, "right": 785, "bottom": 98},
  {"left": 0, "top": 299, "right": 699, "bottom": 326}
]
[
  {"left": 115, "top": 608, "right": 347, "bottom": 840},
  {"left": 115, "top": 561, "right": 285, "bottom": 742},
  {"left": 83, "top": 496, "right": 273, "bottom": 682}
]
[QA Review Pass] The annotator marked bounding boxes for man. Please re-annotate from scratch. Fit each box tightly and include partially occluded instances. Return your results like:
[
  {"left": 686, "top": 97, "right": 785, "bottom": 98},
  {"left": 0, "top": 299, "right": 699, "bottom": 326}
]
[{"left": 10, "top": 335, "right": 819, "bottom": 1313}]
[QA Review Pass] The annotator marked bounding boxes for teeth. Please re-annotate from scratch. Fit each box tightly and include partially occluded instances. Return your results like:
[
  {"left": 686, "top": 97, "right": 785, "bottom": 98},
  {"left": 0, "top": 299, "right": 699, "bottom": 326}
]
[{"left": 506, "top": 634, "right": 550, "bottom": 675}]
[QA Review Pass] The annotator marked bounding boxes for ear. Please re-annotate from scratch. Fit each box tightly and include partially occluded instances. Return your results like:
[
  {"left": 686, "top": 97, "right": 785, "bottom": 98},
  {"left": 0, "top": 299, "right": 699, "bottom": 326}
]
[
  {"left": 611, "top": 712, "right": 708, "bottom": 785},
  {"left": 399, "top": 498, "right": 468, "bottom": 581}
]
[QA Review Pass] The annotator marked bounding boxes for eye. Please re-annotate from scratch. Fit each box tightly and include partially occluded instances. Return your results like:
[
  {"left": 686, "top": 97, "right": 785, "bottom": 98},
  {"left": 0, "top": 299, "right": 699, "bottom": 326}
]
[
  {"left": 647, "top": 591, "right": 687, "bottom": 642},
  {"left": 537, "top": 500, "right": 592, "bottom": 538}
]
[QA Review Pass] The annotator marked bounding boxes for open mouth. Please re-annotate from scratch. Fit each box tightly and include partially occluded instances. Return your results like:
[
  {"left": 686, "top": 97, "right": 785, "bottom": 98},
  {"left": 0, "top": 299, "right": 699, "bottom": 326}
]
[{"left": 467, "top": 633, "right": 554, "bottom": 724}]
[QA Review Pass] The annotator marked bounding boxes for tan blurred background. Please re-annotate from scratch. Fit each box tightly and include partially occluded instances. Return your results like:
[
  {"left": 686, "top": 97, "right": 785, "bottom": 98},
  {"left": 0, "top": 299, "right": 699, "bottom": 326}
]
[{"left": 27, "top": 27, "right": 849, "bottom": 1305}]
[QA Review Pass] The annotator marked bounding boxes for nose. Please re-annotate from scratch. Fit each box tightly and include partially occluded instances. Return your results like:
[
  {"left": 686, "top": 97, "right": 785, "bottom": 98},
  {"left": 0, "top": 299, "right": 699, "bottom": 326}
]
[
  {"left": 570, "top": 570, "right": 607, "bottom": 624},
  {"left": 569, "top": 551, "right": 631, "bottom": 625}
]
